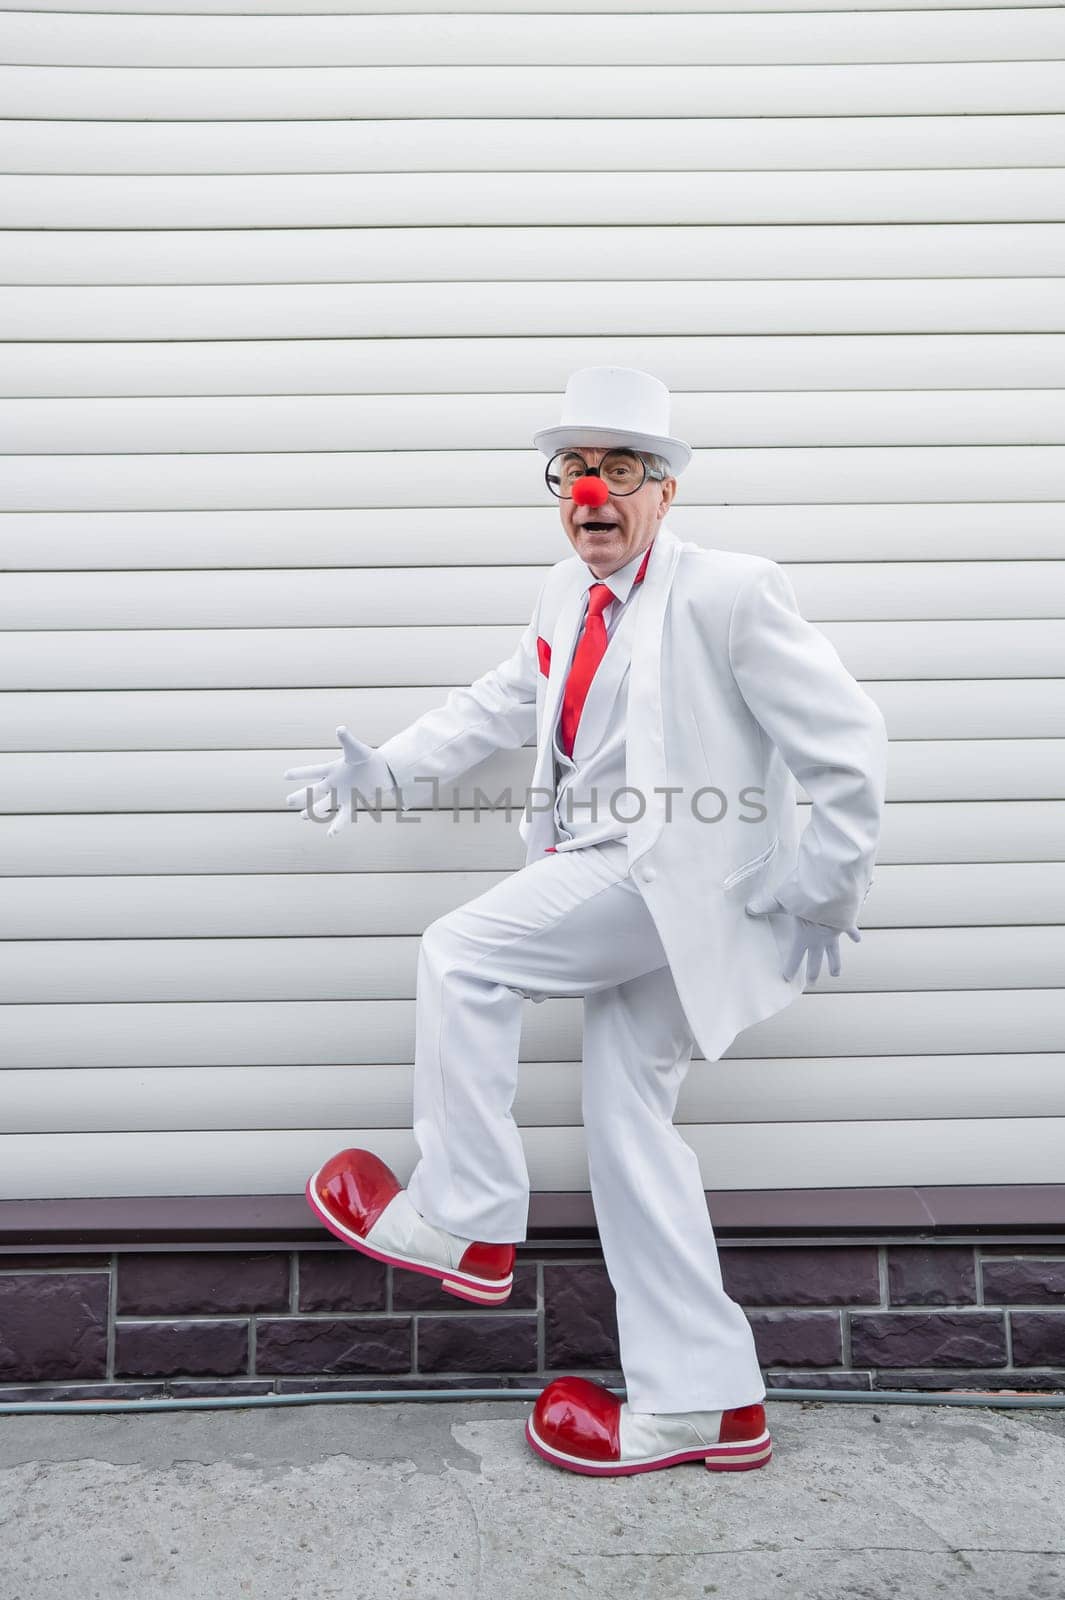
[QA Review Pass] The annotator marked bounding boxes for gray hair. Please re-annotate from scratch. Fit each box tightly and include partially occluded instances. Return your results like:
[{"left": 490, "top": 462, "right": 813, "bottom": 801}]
[{"left": 639, "top": 450, "right": 673, "bottom": 481}]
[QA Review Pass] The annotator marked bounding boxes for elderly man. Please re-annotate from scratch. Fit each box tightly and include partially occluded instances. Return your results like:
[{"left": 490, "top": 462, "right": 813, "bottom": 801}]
[{"left": 285, "top": 366, "right": 888, "bottom": 1476}]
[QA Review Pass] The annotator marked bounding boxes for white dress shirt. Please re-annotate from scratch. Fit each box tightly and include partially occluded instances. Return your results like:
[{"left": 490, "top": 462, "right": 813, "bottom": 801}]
[
  {"left": 548, "top": 537, "right": 655, "bottom": 852},
  {"left": 377, "top": 536, "right": 656, "bottom": 850}
]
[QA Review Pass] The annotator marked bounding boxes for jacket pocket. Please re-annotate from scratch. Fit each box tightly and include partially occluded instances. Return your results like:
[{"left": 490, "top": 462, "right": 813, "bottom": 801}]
[{"left": 721, "top": 833, "right": 780, "bottom": 890}]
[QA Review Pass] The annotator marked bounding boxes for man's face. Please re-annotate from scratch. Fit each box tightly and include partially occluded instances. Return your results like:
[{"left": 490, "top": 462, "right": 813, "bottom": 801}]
[{"left": 558, "top": 445, "right": 677, "bottom": 577}]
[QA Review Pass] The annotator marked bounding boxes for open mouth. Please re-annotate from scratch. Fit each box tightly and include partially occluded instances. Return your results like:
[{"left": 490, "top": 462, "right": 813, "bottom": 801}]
[{"left": 580, "top": 523, "right": 619, "bottom": 534}]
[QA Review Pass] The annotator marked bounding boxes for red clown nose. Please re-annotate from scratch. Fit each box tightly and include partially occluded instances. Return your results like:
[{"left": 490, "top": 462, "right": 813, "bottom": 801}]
[{"left": 571, "top": 474, "right": 611, "bottom": 508}]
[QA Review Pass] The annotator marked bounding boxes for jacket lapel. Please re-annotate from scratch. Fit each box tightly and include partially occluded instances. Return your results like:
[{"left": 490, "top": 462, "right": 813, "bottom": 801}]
[
  {"left": 525, "top": 563, "right": 589, "bottom": 806},
  {"left": 522, "top": 520, "right": 687, "bottom": 850},
  {"left": 625, "top": 522, "right": 686, "bottom": 858}
]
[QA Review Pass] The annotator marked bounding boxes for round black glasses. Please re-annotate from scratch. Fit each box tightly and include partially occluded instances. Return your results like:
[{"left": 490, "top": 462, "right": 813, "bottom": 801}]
[{"left": 545, "top": 448, "right": 666, "bottom": 500}]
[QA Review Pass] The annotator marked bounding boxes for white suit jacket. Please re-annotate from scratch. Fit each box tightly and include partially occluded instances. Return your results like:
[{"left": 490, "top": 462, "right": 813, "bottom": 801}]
[{"left": 376, "top": 519, "right": 889, "bottom": 1063}]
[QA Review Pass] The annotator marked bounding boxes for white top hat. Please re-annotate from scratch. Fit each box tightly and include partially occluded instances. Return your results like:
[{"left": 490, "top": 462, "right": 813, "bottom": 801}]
[{"left": 532, "top": 365, "right": 691, "bottom": 477}]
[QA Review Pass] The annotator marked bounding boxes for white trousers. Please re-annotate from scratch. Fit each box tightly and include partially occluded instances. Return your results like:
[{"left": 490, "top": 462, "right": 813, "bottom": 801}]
[{"left": 403, "top": 837, "right": 767, "bottom": 1413}]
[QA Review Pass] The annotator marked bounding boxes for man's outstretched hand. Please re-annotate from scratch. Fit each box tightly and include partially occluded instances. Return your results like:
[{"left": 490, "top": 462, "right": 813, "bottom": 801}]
[
  {"left": 283, "top": 725, "right": 396, "bottom": 840},
  {"left": 744, "top": 886, "right": 861, "bottom": 984}
]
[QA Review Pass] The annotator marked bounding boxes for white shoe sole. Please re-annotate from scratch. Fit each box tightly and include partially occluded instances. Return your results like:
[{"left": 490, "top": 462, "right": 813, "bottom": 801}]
[
  {"left": 305, "top": 1165, "right": 514, "bottom": 1304},
  {"left": 525, "top": 1413, "right": 773, "bottom": 1475}
]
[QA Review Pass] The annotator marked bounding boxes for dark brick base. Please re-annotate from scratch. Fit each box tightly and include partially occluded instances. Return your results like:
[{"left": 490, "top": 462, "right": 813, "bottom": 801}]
[{"left": 1, "top": 1237, "right": 1063, "bottom": 1402}]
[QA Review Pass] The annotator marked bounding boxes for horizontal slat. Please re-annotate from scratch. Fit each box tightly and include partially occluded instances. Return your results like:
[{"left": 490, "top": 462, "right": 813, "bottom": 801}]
[
  {"left": 0, "top": 803, "right": 1060, "bottom": 876},
  {"left": 7, "top": 12, "right": 1064, "bottom": 67},
  {"left": 1, "top": 864, "right": 1061, "bottom": 938},
  {"left": 0, "top": 870, "right": 512, "bottom": 937},
  {"left": 1, "top": 565, "right": 542, "bottom": 627},
  {"left": 4, "top": 172, "right": 1065, "bottom": 231},
  {"left": 4, "top": 681, "right": 1062, "bottom": 751},
  {"left": 2, "top": 927, "right": 1062, "bottom": 1001},
  {"left": 3, "top": 336, "right": 1063, "bottom": 399},
  {"left": 3, "top": 1116, "right": 1063, "bottom": 1200},
  {"left": 4, "top": 564, "right": 1063, "bottom": 628},
  {"left": 3, "top": 1055, "right": 1063, "bottom": 1134},
  {"left": 4, "top": 225, "right": 1064, "bottom": 288},
  {"left": 7, "top": 394, "right": 1065, "bottom": 455},
  {"left": 8, "top": 284, "right": 1064, "bottom": 343},
  {"left": 3, "top": 989, "right": 1063, "bottom": 1065},
  {"left": 4, "top": 449, "right": 1065, "bottom": 512},
  {"left": 1, "top": 0, "right": 1055, "bottom": 14},
  {"left": 2, "top": 621, "right": 1061, "bottom": 688},
  {"left": 1, "top": 504, "right": 1062, "bottom": 567},
  {"left": 0, "top": 740, "right": 1061, "bottom": 809},
  {"left": 5, "top": 120, "right": 1065, "bottom": 179},
  {"left": 2, "top": 63, "right": 1062, "bottom": 121}
]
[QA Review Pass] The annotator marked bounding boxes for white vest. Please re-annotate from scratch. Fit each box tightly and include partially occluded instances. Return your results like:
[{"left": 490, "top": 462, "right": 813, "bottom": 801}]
[{"left": 548, "top": 539, "right": 653, "bottom": 852}]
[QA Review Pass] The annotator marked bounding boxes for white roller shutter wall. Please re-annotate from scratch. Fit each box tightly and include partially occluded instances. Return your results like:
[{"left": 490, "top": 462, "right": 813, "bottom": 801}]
[{"left": 1, "top": 1, "right": 1063, "bottom": 1202}]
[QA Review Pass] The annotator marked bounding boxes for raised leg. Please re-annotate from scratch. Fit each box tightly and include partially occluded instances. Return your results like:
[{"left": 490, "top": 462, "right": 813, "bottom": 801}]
[{"left": 403, "top": 839, "right": 672, "bottom": 1243}]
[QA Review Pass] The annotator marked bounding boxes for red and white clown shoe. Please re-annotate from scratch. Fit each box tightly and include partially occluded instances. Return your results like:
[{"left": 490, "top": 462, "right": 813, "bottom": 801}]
[
  {"left": 305, "top": 1148, "right": 515, "bottom": 1305},
  {"left": 525, "top": 1374, "right": 772, "bottom": 1476}
]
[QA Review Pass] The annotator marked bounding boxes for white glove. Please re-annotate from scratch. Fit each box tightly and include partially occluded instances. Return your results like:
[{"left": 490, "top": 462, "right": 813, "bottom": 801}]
[
  {"left": 744, "top": 886, "right": 861, "bottom": 984},
  {"left": 283, "top": 725, "right": 396, "bottom": 840}
]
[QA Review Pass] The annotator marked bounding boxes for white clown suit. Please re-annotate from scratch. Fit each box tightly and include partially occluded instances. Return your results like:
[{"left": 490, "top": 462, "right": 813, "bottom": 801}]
[{"left": 359, "top": 517, "right": 889, "bottom": 1414}]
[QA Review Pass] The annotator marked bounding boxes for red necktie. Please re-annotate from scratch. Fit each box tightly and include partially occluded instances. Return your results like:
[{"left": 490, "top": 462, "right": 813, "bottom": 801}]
[{"left": 557, "top": 539, "right": 654, "bottom": 760}]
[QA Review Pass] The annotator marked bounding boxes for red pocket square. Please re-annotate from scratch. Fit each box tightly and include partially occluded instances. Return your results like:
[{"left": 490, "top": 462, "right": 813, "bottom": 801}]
[{"left": 536, "top": 635, "right": 551, "bottom": 676}]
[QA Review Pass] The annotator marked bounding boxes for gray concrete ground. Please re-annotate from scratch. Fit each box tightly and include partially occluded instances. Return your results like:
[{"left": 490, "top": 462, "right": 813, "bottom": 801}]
[{"left": 1, "top": 1396, "right": 1063, "bottom": 1599}]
